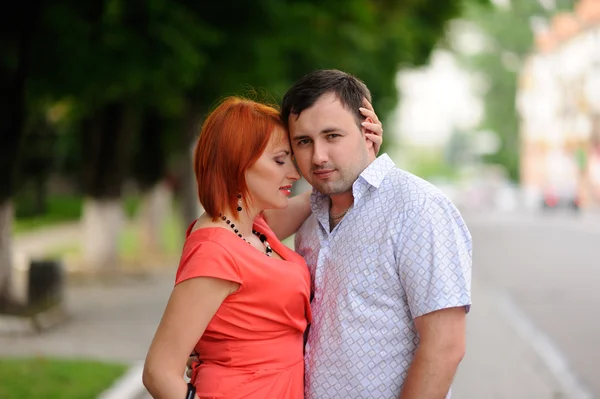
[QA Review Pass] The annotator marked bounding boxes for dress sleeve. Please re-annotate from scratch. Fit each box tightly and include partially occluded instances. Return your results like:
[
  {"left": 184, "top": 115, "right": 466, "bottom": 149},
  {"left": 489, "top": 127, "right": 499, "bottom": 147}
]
[
  {"left": 175, "top": 238, "right": 243, "bottom": 286},
  {"left": 397, "top": 194, "right": 472, "bottom": 319}
]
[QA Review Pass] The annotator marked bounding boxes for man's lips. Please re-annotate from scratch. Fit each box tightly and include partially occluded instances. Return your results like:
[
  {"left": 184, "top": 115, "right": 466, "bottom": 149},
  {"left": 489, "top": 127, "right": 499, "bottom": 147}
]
[{"left": 312, "top": 169, "right": 335, "bottom": 179}]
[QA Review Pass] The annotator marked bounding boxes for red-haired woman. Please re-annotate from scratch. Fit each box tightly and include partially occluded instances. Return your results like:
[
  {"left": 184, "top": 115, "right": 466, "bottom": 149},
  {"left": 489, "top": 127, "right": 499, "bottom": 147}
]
[{"left": 143, "top": 97, "right": 381, "bottom": 399}]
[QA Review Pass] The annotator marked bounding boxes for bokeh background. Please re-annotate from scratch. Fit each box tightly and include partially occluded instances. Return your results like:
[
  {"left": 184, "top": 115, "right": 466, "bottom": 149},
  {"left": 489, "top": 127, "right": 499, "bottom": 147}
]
[{"left": 1, "top": 0, "right": 599, "bottom": 398}]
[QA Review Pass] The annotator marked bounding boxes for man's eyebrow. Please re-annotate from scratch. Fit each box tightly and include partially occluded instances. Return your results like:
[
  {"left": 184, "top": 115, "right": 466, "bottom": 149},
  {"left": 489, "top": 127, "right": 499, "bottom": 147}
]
[
  {"left": 292, "top": 134, "right": 311, "bottom": 141},
  {"left": 292, "top": 128, "right": 341, "bottom": 141}
]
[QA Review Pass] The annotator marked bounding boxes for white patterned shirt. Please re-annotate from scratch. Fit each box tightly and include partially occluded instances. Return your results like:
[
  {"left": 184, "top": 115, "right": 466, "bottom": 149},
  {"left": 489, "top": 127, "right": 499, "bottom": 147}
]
[{"left": 295, "top": 154, "right": 472, "bottom": 399}]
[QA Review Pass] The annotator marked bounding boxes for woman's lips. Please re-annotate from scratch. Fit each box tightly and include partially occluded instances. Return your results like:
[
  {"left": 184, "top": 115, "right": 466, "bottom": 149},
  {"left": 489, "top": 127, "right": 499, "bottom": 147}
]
[{"left": 279, "top": 185, "right": 292, "bottom": 196}]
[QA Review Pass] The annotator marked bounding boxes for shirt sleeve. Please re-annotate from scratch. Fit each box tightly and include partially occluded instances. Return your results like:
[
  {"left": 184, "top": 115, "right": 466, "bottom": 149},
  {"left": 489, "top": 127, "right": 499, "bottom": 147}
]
[
  {"left": 397, "top": 194, "right": 472, "bottom": 319},
  {"left": 175, "top": 239, "right": 243, "bottom": 286}
]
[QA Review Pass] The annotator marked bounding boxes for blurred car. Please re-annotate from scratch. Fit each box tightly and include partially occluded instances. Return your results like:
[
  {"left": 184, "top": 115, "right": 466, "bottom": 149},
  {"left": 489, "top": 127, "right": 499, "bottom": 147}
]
[
  {"left": 541, "top": 149, "right": 580, "bottom": 211},
  {"left": 541, "top": 183, "right": 580, "bottom": 211}
]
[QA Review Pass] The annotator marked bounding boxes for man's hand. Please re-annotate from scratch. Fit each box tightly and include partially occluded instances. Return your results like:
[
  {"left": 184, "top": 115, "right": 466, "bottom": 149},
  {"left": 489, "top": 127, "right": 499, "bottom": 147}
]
[
  {"left": 185, "top": 352, "right": 199, "bottom": 379},
  {"left": 360, "top": 98, "right": 383, "bottom": 155}
]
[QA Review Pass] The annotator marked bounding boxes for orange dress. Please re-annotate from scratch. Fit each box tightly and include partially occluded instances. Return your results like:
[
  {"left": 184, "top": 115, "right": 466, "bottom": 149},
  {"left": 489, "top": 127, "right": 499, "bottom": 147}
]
[{"left": 175, "top": 216, "right": 312, "bottom": 399}]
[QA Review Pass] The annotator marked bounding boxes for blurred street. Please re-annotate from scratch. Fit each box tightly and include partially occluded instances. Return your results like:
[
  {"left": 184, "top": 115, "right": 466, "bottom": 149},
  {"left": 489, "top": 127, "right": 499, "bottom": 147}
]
[{"left": 459, "top": 208, "right": 600, "bottom": 398}]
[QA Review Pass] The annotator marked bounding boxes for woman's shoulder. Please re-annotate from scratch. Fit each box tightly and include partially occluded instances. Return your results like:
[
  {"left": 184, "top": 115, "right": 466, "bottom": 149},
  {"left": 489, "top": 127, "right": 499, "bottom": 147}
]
[
  {"left": 188, "top": 213, "right": 221, "bottom": 234},
  {"left": 182, "top": 216, "right": 238, "bottom": 258},
  {"left": 176, "top": 226, "right": 243, "bottom": 286},
  {"left": 186, "top": 214, "right": 236, "bottom": 241}
]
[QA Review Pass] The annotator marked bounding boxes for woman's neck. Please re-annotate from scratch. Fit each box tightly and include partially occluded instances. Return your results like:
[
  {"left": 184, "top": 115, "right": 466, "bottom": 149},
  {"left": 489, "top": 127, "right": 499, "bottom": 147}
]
[{"left": 217, "top": 207, "right": 259, "bottom": 237}]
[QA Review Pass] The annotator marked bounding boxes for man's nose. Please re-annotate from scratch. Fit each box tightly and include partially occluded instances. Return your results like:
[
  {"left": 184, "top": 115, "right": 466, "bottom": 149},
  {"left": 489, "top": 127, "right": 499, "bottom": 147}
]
[{"left": 312, "top": 143, "right": 328, "bottom": 165}]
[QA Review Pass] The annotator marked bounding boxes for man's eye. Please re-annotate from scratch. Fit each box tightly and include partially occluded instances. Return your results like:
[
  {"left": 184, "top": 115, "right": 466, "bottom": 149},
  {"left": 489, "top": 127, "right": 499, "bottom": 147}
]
[
  {"left": 326, "top": 134, "right": 339, "bottom": 139},
  {"left": 297, "top": 139, "right": 310, "bottom": 146}
]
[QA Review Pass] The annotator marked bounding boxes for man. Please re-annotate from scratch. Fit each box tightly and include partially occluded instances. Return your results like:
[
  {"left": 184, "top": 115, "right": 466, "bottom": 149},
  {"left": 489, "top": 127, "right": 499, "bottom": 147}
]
[{"left": 281, "top": 69, "right": 472, "bottom": 399}]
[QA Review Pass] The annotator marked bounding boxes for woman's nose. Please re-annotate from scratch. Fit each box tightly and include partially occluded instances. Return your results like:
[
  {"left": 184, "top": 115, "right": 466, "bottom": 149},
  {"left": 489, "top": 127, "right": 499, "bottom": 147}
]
[{"left": 288, "top": 164, "right": 300, "bottom": 181}]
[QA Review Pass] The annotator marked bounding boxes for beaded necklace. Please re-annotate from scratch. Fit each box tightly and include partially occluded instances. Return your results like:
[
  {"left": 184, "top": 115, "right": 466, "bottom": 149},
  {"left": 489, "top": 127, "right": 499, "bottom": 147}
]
[{"left": 219, "top": 213, "right": 273, "bottom": 257}]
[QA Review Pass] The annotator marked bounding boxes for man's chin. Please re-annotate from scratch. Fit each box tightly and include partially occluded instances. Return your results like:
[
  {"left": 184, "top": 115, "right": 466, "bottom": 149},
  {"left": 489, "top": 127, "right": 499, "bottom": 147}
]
[{"left": 313, "top": 183, "right": 349, "bottom": 196}]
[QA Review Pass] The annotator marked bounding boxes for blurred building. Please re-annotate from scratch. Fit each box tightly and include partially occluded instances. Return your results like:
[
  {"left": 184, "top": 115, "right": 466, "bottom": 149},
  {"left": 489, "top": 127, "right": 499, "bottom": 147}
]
[{"left": 517, "top": 0, "right": 600, "bottom": 209}]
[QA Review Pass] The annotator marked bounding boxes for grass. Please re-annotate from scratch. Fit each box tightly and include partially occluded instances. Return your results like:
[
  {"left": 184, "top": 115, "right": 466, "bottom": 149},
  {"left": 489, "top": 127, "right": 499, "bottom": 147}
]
[
  {"left": 45, "top": 243, "right": 81, "bottom": 259},
  {"left": 13, "top": 195, "right": 83, "bottom": 234},
  {"left": 13, "top": 195, "right": 141, "bottom": 234},
  {"left": 0, "top": 357, "right": 127, "bottom": 399}
]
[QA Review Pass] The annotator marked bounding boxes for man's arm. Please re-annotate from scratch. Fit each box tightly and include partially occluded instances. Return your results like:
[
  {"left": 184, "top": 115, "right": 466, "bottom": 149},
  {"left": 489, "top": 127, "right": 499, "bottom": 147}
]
[
  {"left": 263, "top": 190, "right": 312, "bottom": 241},
  {"left": 399, "top": 306, "right": 466, "bottom": 399},
  {"left": 396, "top": 192, "right": 472, "bottom": 398}
]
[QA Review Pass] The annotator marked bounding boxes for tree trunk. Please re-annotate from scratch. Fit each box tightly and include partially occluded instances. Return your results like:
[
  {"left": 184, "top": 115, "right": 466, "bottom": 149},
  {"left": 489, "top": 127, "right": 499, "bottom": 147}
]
[
  {"left": 0, "top": 201, "right": 14, "bottom": 307},
  {"left": 132, "top": 107, "right": 173, "bottom": 255},
  {"left": 82, "top": 198, "right": 125, "bottom": 272},
  {"left": 137, "top": 181, "right": 173, "bottom": 256},
  {"left": 80, "top": 103, "right": 138, "bottom": 271},
  {"left": 0, "top": 2, "right": 39, "bottom": 307},
  {"left": 180, "top": 142, "right": 202, "bottom": 226},
  {"left": 178, "top": 105, "right": 204, "bottom": 228}
]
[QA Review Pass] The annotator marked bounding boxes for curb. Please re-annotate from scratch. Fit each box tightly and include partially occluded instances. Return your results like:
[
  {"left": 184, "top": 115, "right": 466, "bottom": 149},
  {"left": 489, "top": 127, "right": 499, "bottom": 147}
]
[
  {"left": 97, "top": 360, "right": 147, "bottom": 399},
  {"left": 492, "top": 288, "right": 595, "bottom": 399},
  {"left": 0, "top": 306, "right": 69, "bottom": 336}
]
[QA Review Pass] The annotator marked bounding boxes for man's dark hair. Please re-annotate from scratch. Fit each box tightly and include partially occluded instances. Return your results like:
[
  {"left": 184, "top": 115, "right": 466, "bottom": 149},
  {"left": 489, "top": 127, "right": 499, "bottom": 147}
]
[{"left": 281, "top": 69, "right": 372, "bottom": 128}]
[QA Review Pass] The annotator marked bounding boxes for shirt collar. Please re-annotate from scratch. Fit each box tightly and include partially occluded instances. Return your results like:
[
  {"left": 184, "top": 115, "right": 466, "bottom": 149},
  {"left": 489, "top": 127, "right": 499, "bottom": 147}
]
[{"left": 356, "top": 153, "right": 395, "bottom": 189}]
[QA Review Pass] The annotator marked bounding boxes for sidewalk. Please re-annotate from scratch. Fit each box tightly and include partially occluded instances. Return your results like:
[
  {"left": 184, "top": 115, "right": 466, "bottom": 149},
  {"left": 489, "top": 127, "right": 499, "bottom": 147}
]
[
  {"left": 0, "top": 269, "right": 174, "bottom": 363},
  {"left": 452, "top": 279, "right": 563, "bottom": 398},
  {"left": 0, "top": 267, "right": 567, "bottom": 399}
]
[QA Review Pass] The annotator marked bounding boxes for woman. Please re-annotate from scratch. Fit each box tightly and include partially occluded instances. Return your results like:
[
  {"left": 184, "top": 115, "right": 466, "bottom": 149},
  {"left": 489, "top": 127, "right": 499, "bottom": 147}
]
[{"left": 143, "top": 97, "right": 381, "bottom": 399}]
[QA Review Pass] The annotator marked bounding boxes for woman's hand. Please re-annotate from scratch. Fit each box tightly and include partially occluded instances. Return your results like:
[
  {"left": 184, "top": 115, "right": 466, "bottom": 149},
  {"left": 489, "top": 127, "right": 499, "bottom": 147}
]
[{"left": 360, "top": 98, "right": 383, "bottom": 155}]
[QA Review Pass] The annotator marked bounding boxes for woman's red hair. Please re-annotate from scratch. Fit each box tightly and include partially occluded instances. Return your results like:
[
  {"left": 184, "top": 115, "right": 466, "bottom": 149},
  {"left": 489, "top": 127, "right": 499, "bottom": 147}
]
[{"left": 193, "top": 97, "right": 285, "bottom": 220}]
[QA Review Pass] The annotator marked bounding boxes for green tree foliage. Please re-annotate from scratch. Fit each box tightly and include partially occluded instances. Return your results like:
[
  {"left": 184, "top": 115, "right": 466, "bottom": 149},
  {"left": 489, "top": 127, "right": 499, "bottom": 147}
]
[
  {"left": 30, "top": 0, "right": 214, "bottom": 112},
  {"left": 184, "top": 0, "right": 490, "bottom": 127},
  {"left": 454, "top": 0, "right": 574, "bottom": 180},
  {"left": 0, "top": 2, "right": 42, "bottom": 204},
  {"left": 6, "top": 0, "right": 489, "bottom": 202},
  {"left": 32, "top": 0, "right": 215, "bottom": 199}
]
